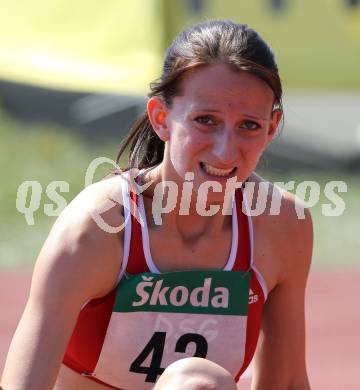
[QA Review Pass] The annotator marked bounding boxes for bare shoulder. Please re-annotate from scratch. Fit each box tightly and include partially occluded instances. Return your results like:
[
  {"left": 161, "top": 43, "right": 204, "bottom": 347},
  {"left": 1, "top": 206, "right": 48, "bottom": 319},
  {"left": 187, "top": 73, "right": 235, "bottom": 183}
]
[
  {"left": 0, "top": 175, "right": 128, "bottom": 390},
  {"left": 248, "top": 172, "right": 313, "bottom": 290},
  {"left": 249, "top": 171, "right": 313, "bottom": 240},
  {"left": 30, "top": 174, "right": 127, "bottom": 310},
  {"left": 250, "top": 173, "right": 313, "bottom": 388}
]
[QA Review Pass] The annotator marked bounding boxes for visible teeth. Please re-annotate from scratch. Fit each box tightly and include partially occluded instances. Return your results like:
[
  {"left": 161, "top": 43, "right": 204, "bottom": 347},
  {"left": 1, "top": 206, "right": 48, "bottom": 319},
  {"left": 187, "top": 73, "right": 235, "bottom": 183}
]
[{"left": 201, "top": 163, "right": 234, "bottom": 177}]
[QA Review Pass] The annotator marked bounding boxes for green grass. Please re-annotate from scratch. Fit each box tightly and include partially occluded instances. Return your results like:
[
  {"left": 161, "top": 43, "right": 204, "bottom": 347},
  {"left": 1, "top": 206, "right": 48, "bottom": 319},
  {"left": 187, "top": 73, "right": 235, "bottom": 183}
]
[
  {"left": 0, "top": 110, "right": 121, "bottom": 267},
  {"left": 1, "top": 111, "right": 359, "bottom": 269}
]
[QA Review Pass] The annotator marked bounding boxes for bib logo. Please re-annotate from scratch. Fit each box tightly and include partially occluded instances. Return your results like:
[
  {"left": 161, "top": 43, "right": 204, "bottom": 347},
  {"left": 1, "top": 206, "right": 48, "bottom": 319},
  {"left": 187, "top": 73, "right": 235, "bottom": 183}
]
[
  {"left": 132, "top": 276, "right": 229, "bottom": 309},
  {"left": 249, "top": 288, "right": 258, "bottom": 304}
]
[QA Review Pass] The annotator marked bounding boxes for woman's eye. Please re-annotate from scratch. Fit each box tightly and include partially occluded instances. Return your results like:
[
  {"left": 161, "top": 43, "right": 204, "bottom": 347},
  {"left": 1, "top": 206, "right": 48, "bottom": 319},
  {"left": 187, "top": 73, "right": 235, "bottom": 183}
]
[
  {"left": 241, "top": 121, "right": 261, "bottom": 130},
  {"left": 194, "top": 116, "right": 215, "bottom": 125}
]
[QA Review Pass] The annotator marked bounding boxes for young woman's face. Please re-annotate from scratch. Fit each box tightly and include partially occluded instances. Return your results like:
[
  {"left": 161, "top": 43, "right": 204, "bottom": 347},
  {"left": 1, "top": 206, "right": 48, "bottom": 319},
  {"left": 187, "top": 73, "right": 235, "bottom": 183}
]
[{"left": 151, "top": 63, "right": 282, "bottom": 201}]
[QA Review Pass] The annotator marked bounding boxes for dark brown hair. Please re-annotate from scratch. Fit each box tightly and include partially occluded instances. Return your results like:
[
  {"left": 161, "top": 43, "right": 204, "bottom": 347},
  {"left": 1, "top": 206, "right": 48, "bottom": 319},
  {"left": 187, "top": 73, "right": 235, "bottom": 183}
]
[{"left": 116, "top": 20, "right": 283, "bottom": 170}]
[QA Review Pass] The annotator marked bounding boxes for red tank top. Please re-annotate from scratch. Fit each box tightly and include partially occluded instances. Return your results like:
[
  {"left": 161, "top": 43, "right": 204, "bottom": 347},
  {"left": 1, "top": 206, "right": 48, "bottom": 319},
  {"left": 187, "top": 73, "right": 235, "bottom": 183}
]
[{"left": 63, "top": 179, "right": 267, "bottom": 388}]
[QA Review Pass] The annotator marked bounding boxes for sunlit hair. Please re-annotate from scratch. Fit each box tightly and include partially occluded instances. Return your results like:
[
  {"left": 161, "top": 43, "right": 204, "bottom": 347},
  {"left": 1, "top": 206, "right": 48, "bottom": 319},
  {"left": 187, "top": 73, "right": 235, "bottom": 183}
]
[{"left": 116, "top": 20, "right": 283, "bottom": 170}]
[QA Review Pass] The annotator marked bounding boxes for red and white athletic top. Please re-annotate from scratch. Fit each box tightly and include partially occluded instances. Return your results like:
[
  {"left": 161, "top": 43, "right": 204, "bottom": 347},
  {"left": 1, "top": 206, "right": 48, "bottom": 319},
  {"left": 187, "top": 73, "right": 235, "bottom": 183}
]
[{"left": 63, "top": 176, "right": 268, "bottom": 389}]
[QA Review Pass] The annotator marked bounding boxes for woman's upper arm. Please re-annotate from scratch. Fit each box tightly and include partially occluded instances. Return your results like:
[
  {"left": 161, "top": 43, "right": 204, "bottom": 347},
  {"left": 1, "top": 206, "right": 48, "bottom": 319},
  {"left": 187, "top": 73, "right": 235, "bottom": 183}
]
[
  {"left": 1, "top": 179, "right": 125, "bottom": 390},
  {"left": 252, "top": 202, "right": 313, "bottom": 390}
]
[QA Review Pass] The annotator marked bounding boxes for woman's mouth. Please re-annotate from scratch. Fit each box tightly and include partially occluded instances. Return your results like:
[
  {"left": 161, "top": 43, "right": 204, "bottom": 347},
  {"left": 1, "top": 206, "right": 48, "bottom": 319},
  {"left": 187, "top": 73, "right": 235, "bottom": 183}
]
[{"left": 200, "top": 162, "right": 237, "bottom": 178}]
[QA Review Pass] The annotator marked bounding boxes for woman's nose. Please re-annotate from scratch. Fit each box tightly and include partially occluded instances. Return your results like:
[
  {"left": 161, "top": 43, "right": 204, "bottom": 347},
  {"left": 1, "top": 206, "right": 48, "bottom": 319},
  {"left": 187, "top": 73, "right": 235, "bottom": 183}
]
[{"left": 212, "top": 128, "right": 239, "bottom": 165}]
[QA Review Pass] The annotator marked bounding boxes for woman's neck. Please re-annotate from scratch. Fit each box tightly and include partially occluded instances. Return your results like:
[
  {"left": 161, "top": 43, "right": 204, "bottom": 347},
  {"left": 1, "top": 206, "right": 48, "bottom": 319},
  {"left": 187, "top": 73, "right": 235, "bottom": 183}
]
[{"left": 138, "top": 164, "right": 233, "bottom": 242}]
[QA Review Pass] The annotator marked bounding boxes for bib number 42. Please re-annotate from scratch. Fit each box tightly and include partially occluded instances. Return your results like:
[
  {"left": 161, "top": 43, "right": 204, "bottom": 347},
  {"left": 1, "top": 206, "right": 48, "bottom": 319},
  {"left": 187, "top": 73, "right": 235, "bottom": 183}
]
[{"left": 129, "top": 332, "right": 208, "bottom": 383}]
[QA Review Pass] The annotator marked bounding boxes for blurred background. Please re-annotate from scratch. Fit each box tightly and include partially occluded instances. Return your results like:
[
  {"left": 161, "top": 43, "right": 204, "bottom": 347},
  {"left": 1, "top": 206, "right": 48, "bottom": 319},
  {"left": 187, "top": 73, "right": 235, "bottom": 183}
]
[
  {"left": 0, "top": 0, "right": 359, "bottom": 269},
  {"left": 0, "top": 1, "right": 359, "bottom": 388}
]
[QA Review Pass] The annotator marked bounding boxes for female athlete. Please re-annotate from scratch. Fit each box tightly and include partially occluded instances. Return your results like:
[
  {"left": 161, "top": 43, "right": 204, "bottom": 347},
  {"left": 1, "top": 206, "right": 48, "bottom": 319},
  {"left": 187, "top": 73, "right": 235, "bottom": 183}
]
[{"left": 1, "top": 20, "right": 313, "bottom": 389}]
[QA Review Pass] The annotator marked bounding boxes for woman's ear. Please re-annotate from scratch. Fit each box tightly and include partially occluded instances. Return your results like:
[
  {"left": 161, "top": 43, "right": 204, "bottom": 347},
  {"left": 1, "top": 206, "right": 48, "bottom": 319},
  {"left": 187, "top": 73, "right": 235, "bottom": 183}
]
[
  {"left": 267, "top": 108, "right": 283, "bottom": 141},
  {"left": 147, "top": 97, "right": 170, "bottom": 142}
]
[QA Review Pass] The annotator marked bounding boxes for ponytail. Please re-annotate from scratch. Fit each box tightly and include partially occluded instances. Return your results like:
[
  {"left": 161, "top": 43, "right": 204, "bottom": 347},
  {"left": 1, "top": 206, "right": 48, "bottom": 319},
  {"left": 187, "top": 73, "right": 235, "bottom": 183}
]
[{"left": 116, "top": 112, "right": 164, "bottom": 170}]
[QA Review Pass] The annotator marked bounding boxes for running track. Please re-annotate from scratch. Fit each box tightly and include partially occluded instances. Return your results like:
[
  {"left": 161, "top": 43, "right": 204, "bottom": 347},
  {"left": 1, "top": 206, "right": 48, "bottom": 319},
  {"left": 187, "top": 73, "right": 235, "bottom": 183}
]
[{"left": 0, "top": 269, "right": 359, "bottom": 389}]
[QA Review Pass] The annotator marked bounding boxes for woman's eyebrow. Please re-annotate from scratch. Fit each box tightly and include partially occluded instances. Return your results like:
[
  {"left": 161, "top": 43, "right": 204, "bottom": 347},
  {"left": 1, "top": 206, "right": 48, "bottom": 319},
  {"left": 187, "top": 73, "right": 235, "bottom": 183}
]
[
  {"left": 190, "top": 106, "right": 221, "bottom": 113},
  {"left": 191, "top": 107, "right": 271, "bottom": 121},
  {"left": 242, "top": 113, "right": 271, "bottom": 121}
]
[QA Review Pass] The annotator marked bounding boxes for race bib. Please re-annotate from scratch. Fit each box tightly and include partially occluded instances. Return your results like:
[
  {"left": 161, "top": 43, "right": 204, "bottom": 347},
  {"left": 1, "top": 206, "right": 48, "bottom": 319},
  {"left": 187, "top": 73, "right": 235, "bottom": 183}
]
[{"left": 93, "top": 270, "right": 250, "bottom": 389}]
